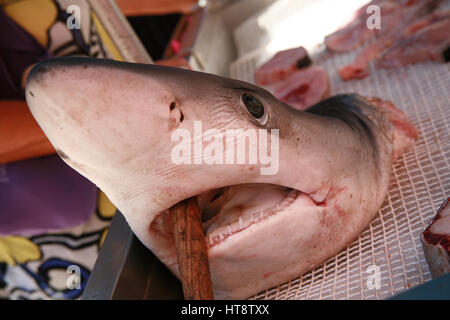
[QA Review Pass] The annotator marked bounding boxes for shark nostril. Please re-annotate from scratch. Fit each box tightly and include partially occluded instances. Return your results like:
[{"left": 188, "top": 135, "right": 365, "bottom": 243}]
[{"left": 168, "top": 100, "right": 184, "bottom": 130}]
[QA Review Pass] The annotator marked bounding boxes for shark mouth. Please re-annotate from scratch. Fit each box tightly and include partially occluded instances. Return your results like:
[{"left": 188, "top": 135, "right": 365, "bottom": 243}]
[
  {"left": 150, "top": 183, "right": 303, "bottom": 249},
  {"left": 198, "top": 184, "right": 301, "bottom": 248}
]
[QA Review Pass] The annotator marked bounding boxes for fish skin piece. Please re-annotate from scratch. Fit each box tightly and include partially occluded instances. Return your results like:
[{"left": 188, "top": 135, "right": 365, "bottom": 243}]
[
  {"left": 325, "top": 0, "right": 404, "bottom": 53},
  {"left": 254, "top": 47, "right": 311, "bottom": 86},
  {"left": 365, "top": 97, "right": 418, "bottom": 160},
  {"left": 421, "top": 198, "right": 450, "bottom": 279},
  {"left": 271, "top": 66, "right": 330, "bottom": 111},
  {"left": 376, "top": 10, "right": 450, "bottom": 68},
  {"left": 25, "top": 57, "right": 416, "bottom": 299},
  {"left": 338, "top": 0, "right": 442, "bottom": 81},
  {"left": 254, "top": 48, "right": 328, "bottom": 111}
]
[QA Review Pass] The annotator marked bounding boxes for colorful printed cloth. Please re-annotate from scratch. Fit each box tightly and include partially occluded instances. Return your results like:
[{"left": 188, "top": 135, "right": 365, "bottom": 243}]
[
  {"left": 0, "top": 8, "right": 52, "bottom": 99},
  {"left": 0, "top": 156, "right": 116, "bottom": 299},
  {"left": 0, "top": 188, "right": 115, "bottom": 299},
  {"left": 0, "top": 0, "right": 118, "bottom": 299}
]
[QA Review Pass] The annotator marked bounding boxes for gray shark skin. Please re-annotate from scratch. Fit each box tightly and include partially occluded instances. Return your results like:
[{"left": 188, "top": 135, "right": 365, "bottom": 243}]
[{"left": 26, "top": 57, "right": 413, "bottom": 299}]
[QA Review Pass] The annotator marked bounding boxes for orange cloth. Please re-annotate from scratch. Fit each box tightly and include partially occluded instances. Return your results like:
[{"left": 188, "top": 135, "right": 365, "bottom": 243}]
[
  {"left": 116, "top": 0, "right": 198, "bottom": 16},
  {"left": 0, "top": 100, "right": 55, "bottom": 164}
]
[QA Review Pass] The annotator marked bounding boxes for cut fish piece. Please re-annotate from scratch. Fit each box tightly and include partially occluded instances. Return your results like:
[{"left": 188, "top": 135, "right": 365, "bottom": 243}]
[
  {"left": 325, "top": 0, "right": 386, "bottom": 52},
  {"left": 421, "top": 198, "right": 450, "bottom": 278},
  {"left": 254, "top": 46, "right": 311, "bottom": 86},
  {"left": 338, "top": 0, "right": 442, "bottom": 80},
  {"left": 377, "top": 10, "right": 450, "bottom": 68},
  {"left": 271, "top": 66, "right": 330, "bottom": 111},
  {"left": 365, "top": 97, "right": 418, "bottom": 160}
]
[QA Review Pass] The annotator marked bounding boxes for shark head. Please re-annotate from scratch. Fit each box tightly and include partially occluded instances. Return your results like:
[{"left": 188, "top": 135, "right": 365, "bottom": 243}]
[{"left": 26, "top": 57, "right": 396, "bottom": 299}]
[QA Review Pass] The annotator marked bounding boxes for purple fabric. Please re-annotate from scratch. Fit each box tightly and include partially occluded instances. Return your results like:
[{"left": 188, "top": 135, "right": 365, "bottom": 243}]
[
  {"left": 0, "top": 155, "right": 97, "bottom": 236},
  {"left": 0, "top": 8, "right": 53, "bottom": 99}
]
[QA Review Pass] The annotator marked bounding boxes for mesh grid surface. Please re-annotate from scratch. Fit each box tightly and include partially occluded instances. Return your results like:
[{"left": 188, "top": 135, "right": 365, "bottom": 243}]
[{"left": 229, "top": 6, "right": 449, "bottom": 300}]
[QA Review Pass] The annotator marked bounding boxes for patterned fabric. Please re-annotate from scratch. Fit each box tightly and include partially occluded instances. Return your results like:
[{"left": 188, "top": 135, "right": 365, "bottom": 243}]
[
  {"left": 0, "top": 7, "right": 53, "bottom": 99},
  {"left": 0, "top": 0, "right": 119, "bottom": 299},
  {"left": 0, "top": 190, "right": 115, "bottom": 299},
  {"left": 0, "top": 0, "right": 110, "bottom": 99}
]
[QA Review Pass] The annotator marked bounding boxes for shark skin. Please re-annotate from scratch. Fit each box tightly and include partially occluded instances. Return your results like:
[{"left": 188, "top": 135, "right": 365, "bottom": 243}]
[{"left": 25, "top": 57, "right": 416, "bottom": 299}]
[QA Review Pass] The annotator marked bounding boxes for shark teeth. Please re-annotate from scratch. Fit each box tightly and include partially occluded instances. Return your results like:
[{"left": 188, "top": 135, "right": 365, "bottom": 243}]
[{"left": 204, "top": 189, "right": 300, "bottom": 248}]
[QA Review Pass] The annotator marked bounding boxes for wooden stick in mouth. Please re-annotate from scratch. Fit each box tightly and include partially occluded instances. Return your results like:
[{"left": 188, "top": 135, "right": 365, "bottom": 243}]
[{"left": 171, "top": 197, "right": 214, "bottom": 300}]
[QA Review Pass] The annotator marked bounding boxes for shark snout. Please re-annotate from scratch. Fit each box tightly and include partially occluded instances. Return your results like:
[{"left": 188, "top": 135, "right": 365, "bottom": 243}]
[
  {"left": 26, "top": 58, "right": 81, "bottom": 119},
  {"left": 27, "top": 60, "right": 50, "bottom": 87}
]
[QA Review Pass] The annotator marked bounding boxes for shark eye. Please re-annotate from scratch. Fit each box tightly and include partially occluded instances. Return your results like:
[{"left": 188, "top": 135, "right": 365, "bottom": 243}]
[
  {"left": 242, "top": 94, "right": 264, "bottom": 118},
  {"left": 241, "top": 93, "right": 268, "bottom": 125}
]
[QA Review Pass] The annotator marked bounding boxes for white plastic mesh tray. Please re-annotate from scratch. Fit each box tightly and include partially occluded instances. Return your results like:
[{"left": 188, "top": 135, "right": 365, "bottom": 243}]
[{"left": 229, "top": 2, "right": 450, "bottom": 300}]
